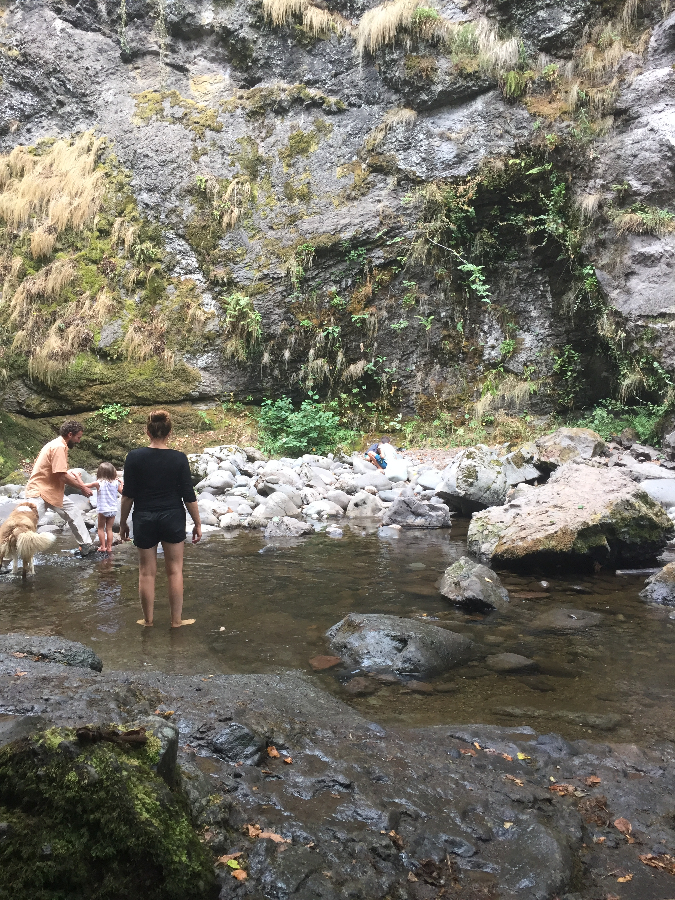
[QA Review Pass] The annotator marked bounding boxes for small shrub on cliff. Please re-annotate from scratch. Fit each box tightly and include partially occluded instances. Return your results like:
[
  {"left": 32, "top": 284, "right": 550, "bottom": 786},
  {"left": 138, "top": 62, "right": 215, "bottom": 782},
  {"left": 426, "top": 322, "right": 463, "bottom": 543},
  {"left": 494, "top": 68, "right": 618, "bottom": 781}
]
[
  {"left": 258, "top": 397, "right": 351, "bottom": 455},
  {"left": 572, "top": 400, "right": 667, "bottom": 446}
]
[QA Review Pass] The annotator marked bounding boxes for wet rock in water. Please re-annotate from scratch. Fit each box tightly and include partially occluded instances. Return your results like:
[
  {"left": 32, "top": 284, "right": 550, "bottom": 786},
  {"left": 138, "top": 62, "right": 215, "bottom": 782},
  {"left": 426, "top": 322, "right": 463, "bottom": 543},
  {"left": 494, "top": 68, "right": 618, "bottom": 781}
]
[
  {"left": 302, "top": 499, "right": 344, "bottom": 519},
  {"left": 438, "top": 556, "right": 509, "bottom": 612},
  {"left": 0, "top": 724, "right": 217, "bottom": 899},
  {"left": 531, "top": 608, "right": 603, "bottom": 632},
  {"left": 0, "top": 634, "right": 103, "bottom": 671},
  {"left": 325, "top": 525, "right": 343, "bottom": 539},
  {"left": 264, "top": 516, "right": 313, "bottom": 539},
  {"left": 534, "top": 427, "right": 607, "bottom": 471},
  {"left": 640, "top": 562, "right": 675, "bottom": 605},
  {"left": 326, "top": 613, "right": 473, "bottom": 677},
  {"left": 210, "top": 722, "right": 265, "bottom": 764},
  {"left": 218, "top": 512, "right": 240, "bottom": 529},
  {"left": 382, "top": 493, "right": 452, "bottom": 528},
  {"left": 434, "top": 445, "right": 509, "bottom": 514},
  {"left": 344, "top": 676, "right": 378, "bottom": 696},
  {"left": 467, "top": 461, "right": 673, "bottom": 571},
  {"left": 345, "top": 491, "right": 384, "bottom": 518},
  {"left": 486, "top": 653, "right": 536, "bottom": 673},
  {"left": 405, "top": 680, "right": 434, "bottom": 694}
]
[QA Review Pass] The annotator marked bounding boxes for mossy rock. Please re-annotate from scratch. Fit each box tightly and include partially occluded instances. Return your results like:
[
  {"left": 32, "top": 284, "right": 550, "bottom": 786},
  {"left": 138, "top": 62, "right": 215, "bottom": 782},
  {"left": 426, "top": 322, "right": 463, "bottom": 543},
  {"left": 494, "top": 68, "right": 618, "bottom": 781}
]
[
  {"left": 14, "top": 357, "right": 201, "bottom": 416},
  {"left": 0, "top": 725, "right": 218, "bottom": 900}
]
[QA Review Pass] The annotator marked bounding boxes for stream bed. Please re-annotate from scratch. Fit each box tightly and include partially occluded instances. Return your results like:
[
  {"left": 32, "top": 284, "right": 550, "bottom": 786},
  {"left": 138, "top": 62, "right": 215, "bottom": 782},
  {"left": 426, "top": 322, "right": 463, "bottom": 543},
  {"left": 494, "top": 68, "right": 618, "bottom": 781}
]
[{"left": 1, "top": 521, "right": 674, "bottom": 744}]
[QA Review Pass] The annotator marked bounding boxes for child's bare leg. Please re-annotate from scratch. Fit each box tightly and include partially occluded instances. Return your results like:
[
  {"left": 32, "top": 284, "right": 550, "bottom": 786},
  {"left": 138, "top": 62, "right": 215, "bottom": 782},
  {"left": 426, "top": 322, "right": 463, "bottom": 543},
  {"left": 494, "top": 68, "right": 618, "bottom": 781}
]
[
  {"left": 106, "top": 517, "right": 114, "bottom": 551},
  {"left": 137, "top": 546, "right": 157, "bottom": 625},
  {"left": 97, "top": 514, "right": 107, "bottom": 551}
]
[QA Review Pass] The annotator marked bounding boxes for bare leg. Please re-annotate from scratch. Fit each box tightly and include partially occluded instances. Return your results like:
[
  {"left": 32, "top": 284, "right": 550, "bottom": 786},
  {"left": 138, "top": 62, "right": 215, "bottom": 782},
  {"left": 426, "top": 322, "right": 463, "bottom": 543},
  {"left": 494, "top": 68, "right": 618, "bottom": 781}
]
[
  {"left": 162, "top": 540, "right": 194, "bottom": 627},
  {"left": 366, "top": 451, "right": 385, "bottom": 471},
  {"left": 97, "top": 514, "right": 107, "bottom": 551},
  {"left": 137, "top": 546, "right": 158, "bottom": 626},
  {"left": 106, "top": 517, "right": 114, "bottom": 552}
]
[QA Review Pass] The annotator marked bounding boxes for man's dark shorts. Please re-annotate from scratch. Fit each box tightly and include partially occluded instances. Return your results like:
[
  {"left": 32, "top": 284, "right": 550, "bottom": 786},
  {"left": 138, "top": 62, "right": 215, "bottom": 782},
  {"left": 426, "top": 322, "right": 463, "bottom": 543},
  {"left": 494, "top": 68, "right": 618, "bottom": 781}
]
[{"left": 133, "top": 508, "right": 186, "bottom": 549}]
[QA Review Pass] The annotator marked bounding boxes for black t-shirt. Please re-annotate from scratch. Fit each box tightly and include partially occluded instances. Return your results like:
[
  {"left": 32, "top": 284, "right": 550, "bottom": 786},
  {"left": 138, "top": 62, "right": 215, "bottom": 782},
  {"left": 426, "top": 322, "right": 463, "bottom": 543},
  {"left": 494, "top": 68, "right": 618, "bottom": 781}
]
[{"left": 123, "top": 447, "right": 197, "bottom": 512}]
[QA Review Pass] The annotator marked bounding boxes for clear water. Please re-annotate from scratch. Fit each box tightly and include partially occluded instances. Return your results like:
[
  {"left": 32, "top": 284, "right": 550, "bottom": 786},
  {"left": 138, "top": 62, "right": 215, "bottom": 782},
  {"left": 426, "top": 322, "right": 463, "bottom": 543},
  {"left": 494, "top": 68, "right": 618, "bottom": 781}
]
[{"left": 1, "top": 522, "right": 674, "bottom": 743}]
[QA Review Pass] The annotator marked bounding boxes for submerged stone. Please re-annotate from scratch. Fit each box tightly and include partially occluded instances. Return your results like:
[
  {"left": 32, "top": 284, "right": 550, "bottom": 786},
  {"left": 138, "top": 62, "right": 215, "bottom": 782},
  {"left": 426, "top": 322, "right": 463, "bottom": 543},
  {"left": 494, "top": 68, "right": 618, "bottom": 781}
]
[
  {"left": 640, "top": 562, "right": 675, "bottom": 605},
  {"left": 326, "top": 613, "right": 473, "bottom": 677},
  {"left": 438, "top": 556, "right": 509, "bottom": 612}
]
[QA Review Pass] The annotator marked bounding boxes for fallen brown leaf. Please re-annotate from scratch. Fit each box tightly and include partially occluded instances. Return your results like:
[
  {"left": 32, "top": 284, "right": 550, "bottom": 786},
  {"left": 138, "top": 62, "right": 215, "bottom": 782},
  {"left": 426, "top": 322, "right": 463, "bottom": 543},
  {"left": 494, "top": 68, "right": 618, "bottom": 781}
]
[
  {"left": 614, "top": 817, "right": 634, "bottom": 841},
  {"left": 216, "top": 853, "right": 242, "bottom": 866},
  {"left": 639, "top": 853, "right": 675, "bottom": 875},
  {"left": 283, "top": 757, "right": 292, "bottom": 764},
  {"left": 460, "top": 748, "right": 476, "bottom": 756},
  {"left": 388, "top": 830, "right": 404, "bottom": 850},
  {"left": 259, "top": 831, "right": 290, "bottom": 843},
  {"left": 585, "top": 775, "right": 601, "bottom": 786},
  {"left": 267, "top": 746, "right": 280, "bottom": 758},
  {"left": 504, "top": 774, "right": 524, "bottom": 786},
  {"left": 549, "top": 783, "right": 576, "bottom": 796},
  {"left": 14, "top": 670, "right": 28, "bottom": 677},
  {"left": 593, "top": 836, "right": 606, "bottom": 844},
  {"left": 232, "top": 869, "right": 247, "bottom": 881},
  {"left": 501, "top": 753, "right": 514, "bottom": 761},
  {"left": 617, "top": 874, "right": 633, "bottom": 883},
  {"left": 308, "top": 655, "right": 342, "bottom": 671},
  {"left": 11, "top": 652, "right": 26, "bottom": 658},
  {"left": 245, "top": 824, "right": 261, "bottom": 838}
]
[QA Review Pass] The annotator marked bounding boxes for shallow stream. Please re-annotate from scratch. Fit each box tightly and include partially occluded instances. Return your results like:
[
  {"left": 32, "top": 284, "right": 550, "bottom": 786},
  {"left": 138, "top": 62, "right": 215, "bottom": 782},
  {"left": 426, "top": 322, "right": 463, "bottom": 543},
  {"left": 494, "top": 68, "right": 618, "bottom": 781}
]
[{"left": 1, "top": 521, "right": 674, "bottom": 743}]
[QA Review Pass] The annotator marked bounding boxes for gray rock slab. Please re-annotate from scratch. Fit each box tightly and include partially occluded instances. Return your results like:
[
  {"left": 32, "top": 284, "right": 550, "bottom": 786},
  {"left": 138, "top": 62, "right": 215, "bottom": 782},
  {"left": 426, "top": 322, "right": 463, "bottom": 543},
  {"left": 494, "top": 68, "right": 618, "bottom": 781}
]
[
  {"left": 531, "top": 608, "right": 603, "bottom": 632},
  {"left": 210, "top": 722, "right": 265, "bottom": 764},
  {"left": 345, "top": 492, "right": 384, "bottom": 518},
  {"left": 382, "top": 494, "right": 452, "bottom": 528},
  {"left": 264, "top": 516, "right": 313, "bottom": 539},
  {"left": 326, "top": 490, "right": 351, "bottom": 510},
  {"left": 640, "top": 562, "right": 675, "bottom": 605},
  {"left": 326, "top": 613, "right": 473, "bottom": 676},
  {"left": 438, "top": 556, "right": 509, "bottom": 611},
  {"left": 0, "top": 634, "right": 102, "bottom": 671},
  {"left": 636, "top": 478, "right": 675, "bottom": 507}
]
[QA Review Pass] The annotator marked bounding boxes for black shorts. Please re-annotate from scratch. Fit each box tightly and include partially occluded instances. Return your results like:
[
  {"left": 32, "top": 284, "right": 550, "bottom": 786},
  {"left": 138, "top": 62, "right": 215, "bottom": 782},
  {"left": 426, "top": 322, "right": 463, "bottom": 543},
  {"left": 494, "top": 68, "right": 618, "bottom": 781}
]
[{"left": 132, "top": 508, "right": 186, "bottom": 549}]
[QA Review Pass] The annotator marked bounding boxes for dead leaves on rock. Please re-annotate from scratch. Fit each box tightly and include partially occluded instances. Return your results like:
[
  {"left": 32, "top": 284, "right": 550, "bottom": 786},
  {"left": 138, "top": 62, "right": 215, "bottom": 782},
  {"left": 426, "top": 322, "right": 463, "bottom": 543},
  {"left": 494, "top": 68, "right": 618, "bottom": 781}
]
[
  {"left": 549, "top": 783, "right": 577, "bottom": 796},
  {"left": 614, "top": 817, "right": 636, "bottom": 843},
  {"left": 245, "top": 823, "right": 291, "bottom": 844},
  {"left": 639, "top": 853, "right": 675, "bottom": 875},
  {"left": 578, "top": 795, "right": 610, "bottom": 827},
  {"left": 216, "top": 853, "right": 248, "bottom": 880}
]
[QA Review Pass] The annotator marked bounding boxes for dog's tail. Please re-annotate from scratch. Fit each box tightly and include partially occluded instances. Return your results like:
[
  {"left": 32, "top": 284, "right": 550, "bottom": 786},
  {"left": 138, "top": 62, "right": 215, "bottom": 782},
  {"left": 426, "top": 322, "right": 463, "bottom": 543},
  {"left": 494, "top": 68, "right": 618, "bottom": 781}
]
[{"left": 16, "top": 531, "right": 56, "bottom": 558}]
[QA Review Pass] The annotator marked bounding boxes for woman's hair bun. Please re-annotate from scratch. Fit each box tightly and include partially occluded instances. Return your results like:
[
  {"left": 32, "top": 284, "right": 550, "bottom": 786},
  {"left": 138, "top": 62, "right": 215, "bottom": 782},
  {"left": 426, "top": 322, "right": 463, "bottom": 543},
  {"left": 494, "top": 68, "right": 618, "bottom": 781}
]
[{"left": 147, "top": 408, "right": 172, "bottom": 439}]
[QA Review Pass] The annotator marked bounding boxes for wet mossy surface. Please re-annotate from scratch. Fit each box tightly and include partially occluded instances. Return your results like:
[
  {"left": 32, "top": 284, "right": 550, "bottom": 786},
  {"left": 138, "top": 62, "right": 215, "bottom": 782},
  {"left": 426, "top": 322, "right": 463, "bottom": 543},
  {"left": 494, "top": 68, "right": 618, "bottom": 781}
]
[{"left": 0, "top": 726, "right": 218, "bottom": 900}]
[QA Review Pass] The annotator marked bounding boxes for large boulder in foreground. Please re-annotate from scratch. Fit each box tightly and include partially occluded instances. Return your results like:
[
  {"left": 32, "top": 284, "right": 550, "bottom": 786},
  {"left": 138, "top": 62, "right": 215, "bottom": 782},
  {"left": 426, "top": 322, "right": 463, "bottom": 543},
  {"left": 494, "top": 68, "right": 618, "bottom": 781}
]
[
  {"left": 0, "top": 724, "right": 217, "bottom": 900},
  {"left": 434, "top": 446, "right": 509, "bottom": 514},
  {"left": 0, "top": 634, "right": 102, "bottom": 671},
  {"left": 640, "top": 562, "right": 675, "bottom": 605},
  {"left": 438, "top": 557, "right": 509, "bottom": 612},
  {"left": 534, "top": 427, "right": 606, "bottom": 471},
  {"left": 467, "top": 461, "right": 673, "bottom": 571},
  {"left": 326, "top": 613, "right": 473, "bottom": 676}
]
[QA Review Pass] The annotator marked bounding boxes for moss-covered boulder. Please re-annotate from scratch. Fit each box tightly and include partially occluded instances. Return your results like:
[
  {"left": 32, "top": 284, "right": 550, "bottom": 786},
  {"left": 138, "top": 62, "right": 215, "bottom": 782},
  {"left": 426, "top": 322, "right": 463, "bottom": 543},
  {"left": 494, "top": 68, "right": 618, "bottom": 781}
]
[
  {"left": 467, "top": 460, "right": 675, "bottom": 572},
  {"left": 0, "top": 725, "right": 218, "bottom": 900}
]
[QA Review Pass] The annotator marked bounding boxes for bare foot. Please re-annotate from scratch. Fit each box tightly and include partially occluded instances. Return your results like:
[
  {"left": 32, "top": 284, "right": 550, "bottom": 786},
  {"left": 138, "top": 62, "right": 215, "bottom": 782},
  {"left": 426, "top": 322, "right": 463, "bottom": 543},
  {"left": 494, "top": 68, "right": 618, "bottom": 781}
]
[
  {"left": 96, "top": 546, "right": 106, "bottom": 552},
  {"left": 137, "top": 619, "right": 153, "bottom": 626},
  {"left": 171, "top": 618, "right": 196, "bottom": 628}
]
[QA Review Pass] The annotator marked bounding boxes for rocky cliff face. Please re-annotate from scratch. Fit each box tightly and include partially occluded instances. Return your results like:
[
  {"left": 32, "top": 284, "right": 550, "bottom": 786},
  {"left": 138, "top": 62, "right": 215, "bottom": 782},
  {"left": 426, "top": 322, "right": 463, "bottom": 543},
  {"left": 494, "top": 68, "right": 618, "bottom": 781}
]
[{"left": 0, "top": 0, "right": 672, "bottom": 420}]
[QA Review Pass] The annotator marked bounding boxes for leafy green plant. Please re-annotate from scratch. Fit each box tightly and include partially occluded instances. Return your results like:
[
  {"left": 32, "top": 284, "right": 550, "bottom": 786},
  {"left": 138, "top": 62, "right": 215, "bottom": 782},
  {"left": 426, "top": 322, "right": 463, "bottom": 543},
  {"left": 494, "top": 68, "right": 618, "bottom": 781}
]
[
  {"left": 390, "top": 319, "right": 409, "bottom": 331},
  {"left": 93, "top": 403, "right": 131, "bottom": 423},
  {"left": 572, "top": 400, "right": 667, "bottom": 445},
  {"left": 499, "top": 337, "right": 516, "bottom": 358},
  {"left": 257, "top": 398, "right": 353, "bottom": 456},
  {"left": 351, "top": 313, "right": 369, "bottom": 325},
  {"left": 552, "top": 344, "right": 582, "bottom": 408},
  {"left": 221, "top": 292, "right": 262, "bottom": 360},
  {"left": 415, "top": 315, "right": 434, "bottom": 331}
]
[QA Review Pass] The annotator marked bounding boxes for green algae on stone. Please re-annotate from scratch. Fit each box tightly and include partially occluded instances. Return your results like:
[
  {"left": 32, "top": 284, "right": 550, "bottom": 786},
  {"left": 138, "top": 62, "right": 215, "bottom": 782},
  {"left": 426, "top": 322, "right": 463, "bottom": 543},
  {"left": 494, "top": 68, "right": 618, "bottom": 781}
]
[{"left": 0, "top": 726, "right": 217, "bottom": 900}]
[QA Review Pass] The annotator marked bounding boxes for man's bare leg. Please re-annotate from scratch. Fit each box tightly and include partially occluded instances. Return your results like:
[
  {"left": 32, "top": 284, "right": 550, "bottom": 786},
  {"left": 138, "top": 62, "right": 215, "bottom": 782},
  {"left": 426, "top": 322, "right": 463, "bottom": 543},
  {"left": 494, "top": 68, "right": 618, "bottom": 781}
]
[
  {"left": 137, "top": 546, "right": 158, "bottom": 625},
  {"left": 162, "top": 540, "right": 195, "bottom": 627}
]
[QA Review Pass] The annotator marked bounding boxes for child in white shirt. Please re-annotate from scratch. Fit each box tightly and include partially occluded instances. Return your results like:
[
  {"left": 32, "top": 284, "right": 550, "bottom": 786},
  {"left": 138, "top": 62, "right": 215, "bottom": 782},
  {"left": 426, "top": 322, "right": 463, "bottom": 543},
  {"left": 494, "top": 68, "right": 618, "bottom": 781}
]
[{"left": 86, "top": 462, "right": 123, "bottom": 552}]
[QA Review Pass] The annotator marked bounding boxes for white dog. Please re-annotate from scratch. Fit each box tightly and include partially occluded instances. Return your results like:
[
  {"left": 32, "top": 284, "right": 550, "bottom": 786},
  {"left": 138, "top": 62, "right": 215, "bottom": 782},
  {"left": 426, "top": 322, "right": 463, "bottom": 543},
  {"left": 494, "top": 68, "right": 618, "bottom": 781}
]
[{"left": 0, "top": 502, "right": 56, "bottom": 577}]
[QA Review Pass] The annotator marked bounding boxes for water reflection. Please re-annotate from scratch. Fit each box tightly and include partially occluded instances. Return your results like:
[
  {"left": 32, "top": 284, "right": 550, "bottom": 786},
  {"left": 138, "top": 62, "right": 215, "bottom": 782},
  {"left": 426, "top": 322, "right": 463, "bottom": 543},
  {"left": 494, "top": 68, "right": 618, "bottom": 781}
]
[{"left": 0, "top": 523, "right": 673, "bottom": 742}]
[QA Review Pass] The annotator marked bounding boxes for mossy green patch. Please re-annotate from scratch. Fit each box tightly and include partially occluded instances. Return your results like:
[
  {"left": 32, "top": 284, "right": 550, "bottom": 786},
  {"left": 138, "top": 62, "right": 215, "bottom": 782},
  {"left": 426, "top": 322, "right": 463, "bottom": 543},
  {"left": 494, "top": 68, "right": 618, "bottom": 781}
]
[
  {"left": 0, "top": 726, "right": 217, "bottom": 900},
  {"left": 278, "top": 119, "right": 333, "bottom": 170},
  {"left": 132, "top": 90, "right": 223, "bottom": 140}
]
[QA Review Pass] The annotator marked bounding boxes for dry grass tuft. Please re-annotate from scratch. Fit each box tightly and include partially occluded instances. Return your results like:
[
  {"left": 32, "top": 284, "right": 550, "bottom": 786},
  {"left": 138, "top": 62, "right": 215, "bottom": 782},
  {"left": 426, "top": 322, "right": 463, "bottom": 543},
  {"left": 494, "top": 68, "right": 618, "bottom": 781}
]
[
  {"left": 9, "top": 258, "right": 76, "bottom": 324},
  {"left": 356, "top": 0, "right": 424, "bottom": 56},
  {"left": 341, "top": 359, "right": 368, "bottom": 383},
  {"left": 474, "top": 374, "right": 534, "bottom": 421},
  {"left": 30, "top": 225, "right": 57, "bottom": 260},
  {"left": 123, "top": 319, "right": 174, "bottom": 368},
  {"left": 578, "top": 192, "right": 602, "bottom": 221},
  {"left": 365, "top": 106, "right": 417, "bottom": 149},
  {"left": 0, "top": 132, "right": 105, "bottom": 238},
  {"left": 262, "top": 0, "right": 350, "bottom": 35}
]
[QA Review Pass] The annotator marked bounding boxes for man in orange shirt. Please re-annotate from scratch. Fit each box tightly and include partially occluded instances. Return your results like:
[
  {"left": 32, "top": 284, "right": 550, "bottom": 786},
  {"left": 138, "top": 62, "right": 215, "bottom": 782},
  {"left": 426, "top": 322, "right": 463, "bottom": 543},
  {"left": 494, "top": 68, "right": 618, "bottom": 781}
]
[{"left": 25, "top": 420, "right": 96, "bottom": 557}]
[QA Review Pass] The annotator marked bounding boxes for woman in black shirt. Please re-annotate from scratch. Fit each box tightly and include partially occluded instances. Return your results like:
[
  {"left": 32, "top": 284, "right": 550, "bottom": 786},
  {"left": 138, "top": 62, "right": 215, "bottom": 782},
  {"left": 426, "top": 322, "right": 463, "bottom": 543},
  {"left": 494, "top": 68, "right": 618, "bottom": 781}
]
[{"left": 120, "top": 409, "right": 202, "bottom": 628}]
